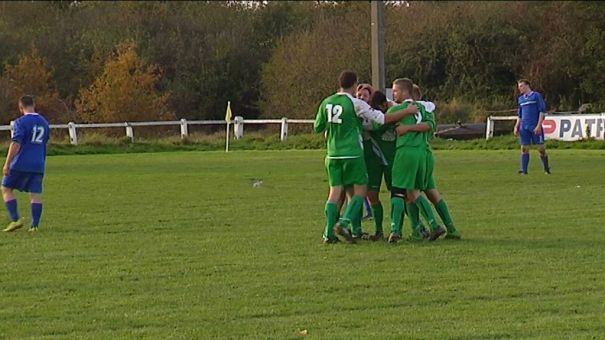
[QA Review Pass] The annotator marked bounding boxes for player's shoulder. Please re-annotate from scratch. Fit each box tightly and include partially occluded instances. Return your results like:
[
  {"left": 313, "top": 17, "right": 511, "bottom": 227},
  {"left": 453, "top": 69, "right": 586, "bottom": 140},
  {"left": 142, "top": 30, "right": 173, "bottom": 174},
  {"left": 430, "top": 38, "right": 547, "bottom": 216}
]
[{"left": 324, "top": 92, "right": 354, "bottom": 104}]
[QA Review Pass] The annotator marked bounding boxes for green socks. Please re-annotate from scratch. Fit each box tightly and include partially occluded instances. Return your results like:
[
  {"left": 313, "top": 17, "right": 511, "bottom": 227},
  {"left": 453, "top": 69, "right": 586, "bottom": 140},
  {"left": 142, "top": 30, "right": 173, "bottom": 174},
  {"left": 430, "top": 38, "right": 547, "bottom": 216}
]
[
  {"left": 435, "top": 199, "right": 454, "bottom": 228},
  {"left": 414, "top": 195, "right": 440, "bottom": 231},
  {"left": 351, "top": 204, "right": 363, "bottom": 237},
  {"left": 371, "top": 203, "right": 383, "bottom": 233},
  {"left": 339, "top": 195, "right": 364, "bottom": 229},
  {"left": 406, "top": 201, "right": 421, "bottom": 231},
  {"left": 390, "top": 197, "right": 405, "bottom": 234},
  {"left": 324, "top": 202, "right": 338, "bottom": 239}
]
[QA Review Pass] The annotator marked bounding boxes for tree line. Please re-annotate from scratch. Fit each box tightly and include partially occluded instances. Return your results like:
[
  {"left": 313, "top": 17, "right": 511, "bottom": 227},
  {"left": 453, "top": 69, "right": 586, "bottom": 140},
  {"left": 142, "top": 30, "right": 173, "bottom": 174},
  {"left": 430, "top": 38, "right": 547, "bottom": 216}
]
[{"left": 1, "top": 1, "right": 604, "bottom": 124}]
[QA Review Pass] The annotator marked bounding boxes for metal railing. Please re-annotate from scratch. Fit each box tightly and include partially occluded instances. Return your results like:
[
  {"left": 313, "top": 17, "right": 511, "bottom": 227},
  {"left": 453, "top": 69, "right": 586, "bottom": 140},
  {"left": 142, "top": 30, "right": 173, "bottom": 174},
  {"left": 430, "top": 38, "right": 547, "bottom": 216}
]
[{"left": 0, "top": 117, "right": 315, "bottom": 145}]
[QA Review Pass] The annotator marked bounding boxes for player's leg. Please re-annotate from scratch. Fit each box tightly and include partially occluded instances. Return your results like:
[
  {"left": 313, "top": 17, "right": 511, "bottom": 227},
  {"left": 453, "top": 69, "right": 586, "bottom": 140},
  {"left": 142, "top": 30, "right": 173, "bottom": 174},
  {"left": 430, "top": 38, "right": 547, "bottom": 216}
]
[
  {"left": 388, "top": 187, "right": 406, "bottom": 243},
  {"left": 337, "top": 188, "right": 348, "bottom": 218},
  {"left": 334, "top": 158, "right": 368, "bottom": 243},
  {"left": 389, "top": 149, "right": 411, "bottom": 243},
  {"left": 324, "top": 186, "right": 343, "bottom": 243},
  {"left": 405, "top": 198, "right": 426, "bottom": 241},
  {"left": 363, "top": 197, "right": 373, "bottom": 220},
  {"left": 367, "top": 190, "right": 383, "bottom": 240},
  {"left": 366, "top": 156, "right": 384, "bottom": 240},
  {"left": 1, "top": 172, "right": 24, "bottom": 232},
  {"left": 362, "top": 142, "right": 374, "bottom": 222},
  {"left": 28, "top": 174, "right": 44, "bottom": 231},
  {"left": 519, "top": 129, "right": 531, "bottom": 175},
  {"left": 29, "top": 193, "right": 43, "bottom": 231},
  {"left": 346, "top": 189, "right": 366, "bottom": 240},
  {"left": 405, "top": 150, "right": 445, "bottom": 241},
  {"left": 323, "top": 158, "right": 343, "bottom": 243},
  {"left": 534, "top": 131, "right": 550, "bottom": 174},
  {"left": 426, "top": 189, "right": 460, "bottom": 239},
  {"left": 424, "top": 151, "right": 459, "bottom": 239},
  {"left": 407, "top": 189, "right": 445, "bottom": 241}
]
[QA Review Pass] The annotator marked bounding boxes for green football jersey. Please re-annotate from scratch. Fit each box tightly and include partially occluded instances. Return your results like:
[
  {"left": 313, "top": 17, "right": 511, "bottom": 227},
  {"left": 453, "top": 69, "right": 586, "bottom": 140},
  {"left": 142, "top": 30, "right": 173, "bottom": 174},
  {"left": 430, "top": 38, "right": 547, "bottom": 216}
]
[
  {"left": 367, "top": 123, "right": 397, "bottom": 165},
  {"left": 387, "top": 100, "right": 435, "bottom": 149},
  {"left": 424, "top": 110, "right": 436, "bottom": 148},
  {"left": 417, "top": 101, "right": 437, "bottom": 148},
  {"left": 314, "top": 93, "right": 363, "bottom": 158}
]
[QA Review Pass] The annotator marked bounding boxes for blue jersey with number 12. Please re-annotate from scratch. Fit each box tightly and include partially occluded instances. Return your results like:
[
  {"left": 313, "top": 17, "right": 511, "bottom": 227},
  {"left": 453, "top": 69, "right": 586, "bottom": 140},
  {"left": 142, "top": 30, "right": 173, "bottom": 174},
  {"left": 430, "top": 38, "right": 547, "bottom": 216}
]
[{"left": 10, "top": 113, "right": 50, "bottom": 174}]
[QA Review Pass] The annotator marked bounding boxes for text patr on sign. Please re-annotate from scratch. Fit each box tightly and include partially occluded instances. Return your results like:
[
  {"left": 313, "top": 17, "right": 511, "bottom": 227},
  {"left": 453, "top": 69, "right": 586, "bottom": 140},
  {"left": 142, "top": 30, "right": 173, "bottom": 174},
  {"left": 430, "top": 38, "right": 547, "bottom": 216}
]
[{"left": 542, "top": 114, "right": 605, "bottom": 141}]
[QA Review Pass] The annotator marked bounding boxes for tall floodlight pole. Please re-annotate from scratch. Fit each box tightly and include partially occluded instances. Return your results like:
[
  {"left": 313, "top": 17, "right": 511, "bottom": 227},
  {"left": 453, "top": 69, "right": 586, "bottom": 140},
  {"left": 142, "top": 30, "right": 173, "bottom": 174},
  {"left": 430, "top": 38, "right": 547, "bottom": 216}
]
[{"left": 371, "top": 0, "right": 385, "bottom": 93}]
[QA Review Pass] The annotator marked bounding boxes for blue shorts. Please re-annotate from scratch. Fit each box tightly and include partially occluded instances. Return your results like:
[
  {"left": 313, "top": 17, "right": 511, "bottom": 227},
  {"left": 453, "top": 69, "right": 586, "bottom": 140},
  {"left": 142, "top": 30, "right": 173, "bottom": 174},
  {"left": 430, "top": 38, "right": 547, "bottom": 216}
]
[
  {"left": 519, "top": 128, "right": 545, "bottom": 145},
  {"left": 2, "top": 170, "right": 44, "bottom": 193}
]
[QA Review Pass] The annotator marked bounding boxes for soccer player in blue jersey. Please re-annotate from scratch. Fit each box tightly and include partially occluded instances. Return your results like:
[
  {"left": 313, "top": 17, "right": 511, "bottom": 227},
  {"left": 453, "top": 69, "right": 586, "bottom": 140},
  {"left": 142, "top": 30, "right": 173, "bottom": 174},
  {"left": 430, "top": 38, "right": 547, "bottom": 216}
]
[
  {"left": 514, "top": 79, "right": 551, "bottom": 175},
  {"left": 2, "top": 95, "right": 50, "bottom": 232}
]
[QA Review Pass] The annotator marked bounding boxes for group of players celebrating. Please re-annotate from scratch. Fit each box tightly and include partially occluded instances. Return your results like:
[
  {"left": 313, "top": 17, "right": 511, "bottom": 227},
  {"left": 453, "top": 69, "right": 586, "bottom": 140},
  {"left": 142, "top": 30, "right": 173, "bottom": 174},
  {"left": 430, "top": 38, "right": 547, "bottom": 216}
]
[{"left": 314, "top": 71, "right": 461, "bottom": 244}]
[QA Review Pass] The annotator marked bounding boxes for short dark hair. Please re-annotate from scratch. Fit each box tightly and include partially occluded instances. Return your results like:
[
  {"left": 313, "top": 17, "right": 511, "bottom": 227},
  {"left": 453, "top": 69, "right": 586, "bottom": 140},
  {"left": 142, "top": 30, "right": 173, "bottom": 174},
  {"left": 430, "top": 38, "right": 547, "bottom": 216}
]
[
  {"left": 369, "top": 90, "right": 387, "bottom": 110},
  {"left": 392, "top": 78, "right": 414, "bottom": 95},
  {"left": 339, "top": 70, "right": 358, "bottom": 89},
  {"left": 518, "top": 79, "right": 531, "bottom": 86},
  {"left": 19, "top": 95, "right": 35, "bottom": 108}
]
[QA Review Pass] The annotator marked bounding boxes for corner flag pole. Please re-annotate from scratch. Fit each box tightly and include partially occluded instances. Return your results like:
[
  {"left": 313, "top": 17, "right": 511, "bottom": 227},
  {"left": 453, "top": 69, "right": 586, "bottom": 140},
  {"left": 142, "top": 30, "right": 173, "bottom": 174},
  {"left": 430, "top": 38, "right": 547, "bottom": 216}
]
[{"left": 225, "top": 101, "right": 232, "bottom": 152}]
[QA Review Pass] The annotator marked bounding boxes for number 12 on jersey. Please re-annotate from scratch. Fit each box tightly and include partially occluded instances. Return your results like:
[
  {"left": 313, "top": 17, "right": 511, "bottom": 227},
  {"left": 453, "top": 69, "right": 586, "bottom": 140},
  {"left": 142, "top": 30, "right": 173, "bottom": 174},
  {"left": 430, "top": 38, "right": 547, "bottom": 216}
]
[
  {"left": 326, "top": 104, "right": 343, "bottom": 124},
  {"left": 31, "top": 125, "right": 45, "bottom": 144}
]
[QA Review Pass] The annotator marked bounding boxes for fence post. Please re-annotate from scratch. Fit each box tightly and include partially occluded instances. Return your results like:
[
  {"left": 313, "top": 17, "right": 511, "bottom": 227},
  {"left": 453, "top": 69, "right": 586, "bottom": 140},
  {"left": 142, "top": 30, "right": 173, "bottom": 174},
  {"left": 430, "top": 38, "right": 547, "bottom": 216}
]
[
  {"left": 9, "top": 120, "right": 15, "bottom": 138},
  {"left": 280, "top": 117, "right": 288, "bottom": 141},
  {"left": 234, "top": 116, "right": 244, "bottom": 139},
  {"left": 68, "top": 122, "right": 78, "bottom": 145},
  {"left": 180, "top": 118, "right": 188, "bottom": 139},
  {"left": 485, "top": 116, "right": 494, "bottom": 140},
  {"left": 125, "top": 123, "right": 134, "bottom": 143}
]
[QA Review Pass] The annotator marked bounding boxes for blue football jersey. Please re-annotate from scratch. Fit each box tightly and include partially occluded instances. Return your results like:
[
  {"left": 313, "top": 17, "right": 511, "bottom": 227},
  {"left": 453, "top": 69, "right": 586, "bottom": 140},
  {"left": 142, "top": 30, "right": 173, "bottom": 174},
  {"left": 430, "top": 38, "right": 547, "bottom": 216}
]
[
  {"left": 518, "top": 91, "right": 547, "bottom": 129},
  {"left": 10, "top": 113, "right": 50, "bottom": 174}
]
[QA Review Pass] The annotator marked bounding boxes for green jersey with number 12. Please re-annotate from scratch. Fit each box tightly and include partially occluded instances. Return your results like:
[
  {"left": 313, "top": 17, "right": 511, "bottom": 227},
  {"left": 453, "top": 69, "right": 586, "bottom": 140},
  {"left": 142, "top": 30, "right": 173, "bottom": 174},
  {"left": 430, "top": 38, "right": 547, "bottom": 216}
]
[{"left": 315, "top": 92, "right": 385, "bottom": 159}]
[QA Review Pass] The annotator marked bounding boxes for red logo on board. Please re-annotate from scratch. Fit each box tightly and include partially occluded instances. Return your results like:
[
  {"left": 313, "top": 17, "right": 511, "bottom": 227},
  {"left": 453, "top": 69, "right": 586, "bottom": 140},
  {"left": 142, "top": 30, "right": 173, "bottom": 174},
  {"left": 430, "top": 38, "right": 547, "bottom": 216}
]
[{"left": 542, "top": 119, "right": 556, "bottom": 134}]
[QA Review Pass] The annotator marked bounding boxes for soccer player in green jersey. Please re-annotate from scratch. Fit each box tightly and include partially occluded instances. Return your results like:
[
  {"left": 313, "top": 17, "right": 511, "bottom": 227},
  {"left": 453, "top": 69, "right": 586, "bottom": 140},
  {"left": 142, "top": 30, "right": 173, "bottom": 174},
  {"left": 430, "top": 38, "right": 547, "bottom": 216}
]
[
  {"left": 363, "top": 90, "right": 397, "bottom": 241},
  {"left": 357, "top": 84, "right": 376, "bottom": 222},
  {"left": 387, "top": 78, "right": 446, "bottom": 243},
  {"left": 410, "top": 85, "right": 461, "bottom": 239},
  {"left": 314, "top": 71, "right": 418, "bottom": 244}
]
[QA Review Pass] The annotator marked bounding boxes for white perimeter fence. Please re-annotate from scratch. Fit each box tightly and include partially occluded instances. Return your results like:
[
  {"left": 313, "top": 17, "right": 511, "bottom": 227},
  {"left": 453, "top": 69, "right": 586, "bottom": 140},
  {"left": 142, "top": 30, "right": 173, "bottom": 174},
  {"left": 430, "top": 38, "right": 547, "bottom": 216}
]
[
  {"left": 2, "top": 113, "right": 604, "bottom": 144},
  {"left": 0, "top": 116, "right": 314, "bottom": 145}
]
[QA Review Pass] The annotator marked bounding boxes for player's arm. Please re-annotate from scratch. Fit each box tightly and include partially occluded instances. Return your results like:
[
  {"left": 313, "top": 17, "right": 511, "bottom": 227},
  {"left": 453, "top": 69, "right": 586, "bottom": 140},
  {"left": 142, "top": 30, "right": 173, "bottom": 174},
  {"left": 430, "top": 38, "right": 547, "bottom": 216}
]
[
  {"left": 3, "top": 142, "right": 21, "bottom": 176},
  {"left": 384, "top": 105, "right": 418, "bottom": 124},
  {"left": 514, "top": 105, "right": 521, "bottom": 136},
  {"left": 395, "top": 123, "right": 431, "bottom": 136},
  {"left": 534, "top": 93, "right": 547, "bottom": 134},
  {"left": 313, "top": 102, "right": 326, "bottom": 133},
  {"left": 396, "top": 109, "right": 435, "bottom": 135},
  {"left": 3, "top": 120, "right": 25, "bottom": 176},
  {"left": 353, "top": 98, "right": 387, "bottom": 126}
]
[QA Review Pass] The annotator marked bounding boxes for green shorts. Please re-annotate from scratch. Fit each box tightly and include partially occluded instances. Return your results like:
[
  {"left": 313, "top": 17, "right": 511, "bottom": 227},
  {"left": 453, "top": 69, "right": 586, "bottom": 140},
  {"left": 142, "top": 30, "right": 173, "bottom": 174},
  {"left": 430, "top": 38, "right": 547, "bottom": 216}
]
[
  {"left": 392, "top": 146, "right": 426, "bottom": 190},
  {"left": 325, "top": 157, "right": 368, "bottom": 187},
  {"left": 425, "top": 149, "right": 437, "bottom": 190},
  {"left": 365, "top": 152, "right": 392, "bottom": 192}
]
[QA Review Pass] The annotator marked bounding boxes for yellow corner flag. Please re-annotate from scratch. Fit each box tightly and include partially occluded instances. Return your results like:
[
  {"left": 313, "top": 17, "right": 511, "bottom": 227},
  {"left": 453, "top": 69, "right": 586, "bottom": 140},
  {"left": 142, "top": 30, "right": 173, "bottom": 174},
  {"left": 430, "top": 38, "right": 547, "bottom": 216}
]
[{"left": 225, "top": 101, "right": 232, "bottom": 122}]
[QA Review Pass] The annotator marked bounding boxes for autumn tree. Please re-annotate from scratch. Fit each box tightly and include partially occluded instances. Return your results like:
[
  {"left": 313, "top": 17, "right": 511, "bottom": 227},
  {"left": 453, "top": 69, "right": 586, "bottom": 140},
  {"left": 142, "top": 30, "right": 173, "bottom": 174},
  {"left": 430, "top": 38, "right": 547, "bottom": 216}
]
[
  {"left": 76, "top": 42, "right": 174, "bottom": 123},
  {"left": 3, "top": 47, "right": 69, "bottom": 123}
]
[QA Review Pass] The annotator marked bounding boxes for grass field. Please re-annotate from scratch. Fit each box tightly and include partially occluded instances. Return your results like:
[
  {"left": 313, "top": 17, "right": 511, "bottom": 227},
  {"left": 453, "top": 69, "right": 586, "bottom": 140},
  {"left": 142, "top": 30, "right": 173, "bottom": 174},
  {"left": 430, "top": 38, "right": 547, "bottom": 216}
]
[{"left": 1, "top": 149, "right": 604, "bottom": 339}]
